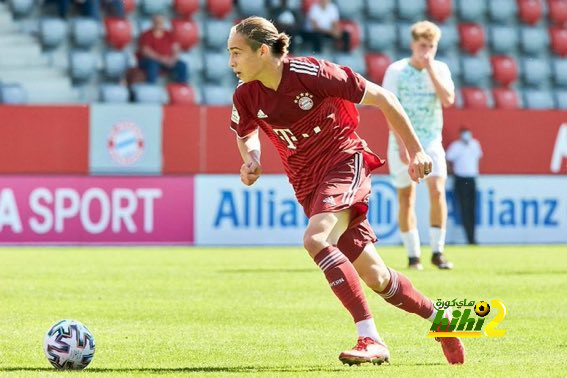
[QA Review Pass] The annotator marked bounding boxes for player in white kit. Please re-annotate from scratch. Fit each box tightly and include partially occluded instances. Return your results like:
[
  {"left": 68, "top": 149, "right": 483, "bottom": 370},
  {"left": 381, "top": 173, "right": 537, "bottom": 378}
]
[{"left": 382, "top": 21, "right": 455, "bottom": 270}]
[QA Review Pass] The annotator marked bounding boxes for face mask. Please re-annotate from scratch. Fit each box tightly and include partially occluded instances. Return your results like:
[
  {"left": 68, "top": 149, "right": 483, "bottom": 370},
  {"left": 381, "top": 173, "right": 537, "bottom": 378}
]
[{"left": 461, "top": 131, "right": 472, "bottom": 142}]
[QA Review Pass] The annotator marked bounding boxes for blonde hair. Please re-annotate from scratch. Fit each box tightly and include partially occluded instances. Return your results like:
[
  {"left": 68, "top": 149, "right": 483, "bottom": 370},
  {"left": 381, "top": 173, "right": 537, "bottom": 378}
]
[
  {"left": 234, "top": 16, "right": 290, "bottom": 58},
  {"left": 411, "top": 20, "right": 441, "bottom": 43}
]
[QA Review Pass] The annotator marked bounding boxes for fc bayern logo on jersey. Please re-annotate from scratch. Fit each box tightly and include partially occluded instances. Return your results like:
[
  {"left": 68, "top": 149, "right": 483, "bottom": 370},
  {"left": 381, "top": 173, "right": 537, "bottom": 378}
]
[
  {"left": 295, "top": 92, "right": 314, "bottom": 110},
  {"left": 107, "top": 121, "right": 144, "bottom": 166}
]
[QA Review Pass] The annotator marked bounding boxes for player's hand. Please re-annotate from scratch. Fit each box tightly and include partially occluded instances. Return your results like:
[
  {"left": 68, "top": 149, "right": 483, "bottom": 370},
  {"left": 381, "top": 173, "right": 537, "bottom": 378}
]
[
  {"left": 240, "top": 161, "right": 262, "bottom": 186},
  {"left": 408, "top": 151, "right": 433, "bottom": 182}
]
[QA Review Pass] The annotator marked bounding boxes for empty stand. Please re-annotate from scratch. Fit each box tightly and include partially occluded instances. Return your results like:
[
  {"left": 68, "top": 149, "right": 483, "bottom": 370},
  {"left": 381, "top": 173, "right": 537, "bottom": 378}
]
[
  {"left": 365, "top": 53, "right": 392, "bottom": 85},
  {"left": 459, "top": 23, "right": 485, "bottom": 54},
  {"left": 167, "top": 83, "right": 197, "bottom": 105},
  {"left": 427, "top": 0, "right": 452, "bottom": 23},
  {"left": 491, "top": 55, "right": 518, "bottom": 86},
  {"left": 461, "top": 87, "right": 490, "bottom": 108},
  {"left": 104, "top": 17, "right": 133, "bottom": 49},
  {"left": 518, "top": 0, "right": 543, "bottom": 25},
  {"left": 492, "top": 87, "right": 520, "bottom": 109},
  {"left": 172, "top": 18, "right": 200, "bottom": 51}
]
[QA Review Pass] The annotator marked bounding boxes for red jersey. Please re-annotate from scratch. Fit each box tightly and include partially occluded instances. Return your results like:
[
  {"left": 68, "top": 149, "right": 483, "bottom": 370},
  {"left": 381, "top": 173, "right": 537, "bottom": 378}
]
[
  {"left": 138, "top": 29, "right": 175, "bottom": 58},
  {"left": 230, "top": 56, "right": 384, "bottom": 204}
]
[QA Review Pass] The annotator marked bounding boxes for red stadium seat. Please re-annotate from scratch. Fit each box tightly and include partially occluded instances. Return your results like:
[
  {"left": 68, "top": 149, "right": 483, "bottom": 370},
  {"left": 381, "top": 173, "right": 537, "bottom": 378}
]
[
  {"left": 104, "top": 18, "right": 132, "bottom": 50},
  {"left": 548, "top": 0, "right": 567, "bottom": 24},
  {"left": 174, "top": 0, "right": 199, "bottom": 18},
  {"left": 492, "top": 88, "right": 520, "bottom": 109},
  {"left": 172, "top": 18, "right": 199, "bottom": 50},
  {"left": 490, "top": 55, "right": 518, "bottom": 86},
  {"left": 518, "top": 0, "right": 543, "bottom": 25},
  {"left": 339, "top": 20, "right": 361, "bottom": 50},
  {"left": 365, "top": 53, "right": 392, "bottom": 85},
  {"left": 458, "top": 23, "right": 485, "bottom": 54},
  {"left": 461, "top": 87, "right": 489, "bottom": 108},
  {"left": 550, "top": 26, "right": 567, "bottom": 55},
  {"left": 427, "top": 0, "right": 452, "bottom": 22},
  {"left": 207, "top": 0, "right": 233, "bottom": 19},
  {"left": 167, "top": 83, "right": 196, "bottom": 105},
  {"left": 122, "top": 0, "right": 135, "bottom": 14},
  {"left": 303, "top": 0, "right": 318, "bottom": 12}
]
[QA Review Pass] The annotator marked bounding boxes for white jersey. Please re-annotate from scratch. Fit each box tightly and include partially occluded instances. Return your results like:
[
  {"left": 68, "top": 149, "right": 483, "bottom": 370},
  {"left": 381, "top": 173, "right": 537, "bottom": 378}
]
[{"left": 382, "top": 58, "right": 454, "bottom": 150}]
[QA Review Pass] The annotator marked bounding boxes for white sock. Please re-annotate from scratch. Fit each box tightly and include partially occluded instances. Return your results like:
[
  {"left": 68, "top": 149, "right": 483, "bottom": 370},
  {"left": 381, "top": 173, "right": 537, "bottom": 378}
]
[
  {"left": 401, "top": 229, "right": 421, "bottom": 258},
  {"left": 428, "top": 305, "right": 453, "bottom": 324},
  {"left": 356, "top": 318, "right": 381, "bottom": 341},
  {"left": 430, "top": 227, "right": 446, "bottom": 253}
]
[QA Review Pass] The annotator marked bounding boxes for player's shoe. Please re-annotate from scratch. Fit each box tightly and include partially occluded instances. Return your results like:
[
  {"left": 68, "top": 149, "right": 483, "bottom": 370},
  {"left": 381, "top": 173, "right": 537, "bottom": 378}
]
[
  {"left": 408, "top": 257, "right": 423, "bottom": 270},
  {"left": 339, "top": 337, "right": 390, "bottom": 366},
  {"left": 435, "top": 336, "right": 466, "bottom": 364},
  {"left": 431, "top": 252, "right": 453, "bottom": 269}
]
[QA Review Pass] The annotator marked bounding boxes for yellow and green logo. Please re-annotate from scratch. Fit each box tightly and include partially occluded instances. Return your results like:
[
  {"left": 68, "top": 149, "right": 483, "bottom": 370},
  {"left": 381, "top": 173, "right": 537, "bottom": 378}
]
[{"left": 428, "top": 299, "right": 507, "bottom": 338}]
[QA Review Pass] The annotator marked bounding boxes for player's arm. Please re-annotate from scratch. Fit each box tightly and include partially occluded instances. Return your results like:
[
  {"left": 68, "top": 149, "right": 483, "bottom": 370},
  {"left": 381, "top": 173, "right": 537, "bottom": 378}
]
[
  {"left": 236, "top": 130, "right": 262, "bottom": 186},
  {"left": 425, "top": 63, "right": 454, "bottom": 107},
  {"left": 361, "top": 80, "right": 432, "bottom": 180}
]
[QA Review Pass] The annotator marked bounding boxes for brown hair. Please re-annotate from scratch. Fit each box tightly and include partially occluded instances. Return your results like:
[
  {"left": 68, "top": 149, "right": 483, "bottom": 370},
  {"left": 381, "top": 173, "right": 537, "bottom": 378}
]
[
  {"left": 234, "top": 16, "right": 290, "bottom": 58},
  {"left": 411, "top": 20, "right": 441, "bottom": 43}
]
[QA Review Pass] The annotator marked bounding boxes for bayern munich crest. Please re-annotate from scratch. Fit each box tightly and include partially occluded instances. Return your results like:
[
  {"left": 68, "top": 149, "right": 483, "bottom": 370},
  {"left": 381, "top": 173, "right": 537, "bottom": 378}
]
[
  {"left": 295, "top": 92, "right": 314, "bottom": 110},
  {"left": 107, "top": 121, "right": 145, "bottom": 166}
]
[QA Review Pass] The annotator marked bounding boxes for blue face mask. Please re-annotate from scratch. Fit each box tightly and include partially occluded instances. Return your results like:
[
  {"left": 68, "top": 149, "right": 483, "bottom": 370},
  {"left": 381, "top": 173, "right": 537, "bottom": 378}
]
[{"left": 461, "top": 131, "right": 472, "bottom": 142}]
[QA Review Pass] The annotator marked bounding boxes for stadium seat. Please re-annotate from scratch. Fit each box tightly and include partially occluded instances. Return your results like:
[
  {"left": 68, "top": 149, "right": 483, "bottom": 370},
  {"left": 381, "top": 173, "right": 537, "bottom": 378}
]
[
  {"left": 336, "top": 0, "right": 364, "bottom": 20},
  {"left": 492, "top": 88, "right": 520, "bottom": 109},
  {"left": 366, "top": 23, "right": 396, "bottom": 51},
  {"left": 179, "top": 49, "right": 204, "bottom": 82},
  {"left": 489, "top": 25, "right": 519, "bottom": 54},
  {"left": 521, "top": 57, "right": 551, "bottom": 86},
  {"left": 69, "top": 50, "right": 97, "bottom": 82},
  {"left": 518, "top": 0, "right": 543, "bottom": 25},
  {"left": 459, "top": 23, "right": 485, "bottom": 54},
  {"left": 367, "top": 0, "right": 396, "bottom": 20},
  {"left": 39, "top": 18, "right": 67, "bottom": 50},
  {"left": 202, "top": 84, "right": 233, "bottom": 105},
  {"left": 427, "top": 0, "right": 452, "bottom": 22},
  {"left": 303, "top": 0, "right": 318, "bottom": 13},
  {"left": 548, "top": 0, "right": 567, "bottom": 24},
  {"left": 437, "top": 53, "right": 461, "bottom": 80},
  {"left": 104, "top": 18, "right": 133, "bottom": 49},
  {"left": 123, "top": 0, "right": 136, "bottom": 14},
  {"left": 103, "top": 50, "right": 128, "bottom": 80},
  {"left": 552, "top": 58, "right": 567, "bottom": 86},
  {"left": 174, "top": 0, "right": 199, "bottom": 17},
  {"left": 520, "top": 26, "right": 549, "bottom": 55},
  {"left": 461, "top": 87, "right": 490, "bottom": 108},
  {"left": 205, "top": 19, "right": 232, "bottom": 49},
  {"left": 100, "top": 84, "right": 129, "bottom": 103},
  {"left": 491, "top": 55, "right": 518, "bottom": 86},
  {"left": 456, "top": 0, "right": 486, "bottom": 21},
  {"left": 397, "top": 23, "right": 413, "bottom": 51},
  {"left": 461, "top": 55, "right": 491, "bottom": 85},
  {"left": 365, "top": 53, "right": 392, "bottom": 85},
  {"left": 132, "top": 83, "right": 167, "bottom": 103},
  {"left": 397, "top": 0, "right": 426, "bottom": 21},
  {"left": 167, "top": 83, "right": 197, "bottom": 105},
  {"left": 437, "top": 23, "right": 458, "bottom": 53},
  {"left": 339, "top": 20, "right": 362, "bottom": 50},
  {"left": 0, "top": 83, "right": 27, "bottom": 104},
  {"left": 141, "top": 0, "right": 170, "bottom": 15},
  {"left": 207, "top": 0, "right": 233, "bottom": 19},
  {"left": 555, "top": 90, "right": 567, "bottom": 109},
  {"left": 488, "top": 0, "right": 517, "bottom": 23},
  {"left": 203, "top": 52, "right": 232, "bottom": 83},
  {"left": 523, "top": 89, "right": 555, "bottom": 108},
  {"left": 172, "top": 19, "right": 199, "bottom": 51},
  {"left": 71, "top": 18, "right": 99, "bottom": 49},
  {"left": 334, "top": 53, "right": 366, "bottom": 75},
  {"left": 550, "top": 26, "right": 567, "bottom": 56},
  {"left": 238, "top": 0, "right": 268, "bottom": 17},
  {"left": 8, "top": 0, "right": 34, "bottom": 18}
]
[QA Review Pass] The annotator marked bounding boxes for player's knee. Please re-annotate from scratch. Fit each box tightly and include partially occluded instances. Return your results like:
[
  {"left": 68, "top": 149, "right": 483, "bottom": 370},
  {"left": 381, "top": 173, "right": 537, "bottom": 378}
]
[
  {"left": 429, "top": 188, "right": 445, "bottom": 203},
  {"left": 361, "top": 263, "right": 390, "bottom": 292},
  {"left": 303, "top": 233, "right": 326, "bottom": 257}
]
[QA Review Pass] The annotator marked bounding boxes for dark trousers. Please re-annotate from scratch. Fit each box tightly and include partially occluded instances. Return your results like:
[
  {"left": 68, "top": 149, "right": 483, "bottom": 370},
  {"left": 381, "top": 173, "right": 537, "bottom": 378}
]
[
  {"left": 454, "top": 176, "right": 477, "bottom": 244},
  {"left": 301, "top": 30, "right": 351, "bottom": 53},
  {"left": 139, "top": 58, "right": 188, "bottom": 84}
]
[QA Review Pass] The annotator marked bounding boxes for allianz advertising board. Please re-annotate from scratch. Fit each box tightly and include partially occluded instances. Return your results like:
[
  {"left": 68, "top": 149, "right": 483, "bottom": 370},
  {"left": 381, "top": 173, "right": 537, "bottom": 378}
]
[{"left": 195, "top": 175, "right": 566, "bottom": 246}]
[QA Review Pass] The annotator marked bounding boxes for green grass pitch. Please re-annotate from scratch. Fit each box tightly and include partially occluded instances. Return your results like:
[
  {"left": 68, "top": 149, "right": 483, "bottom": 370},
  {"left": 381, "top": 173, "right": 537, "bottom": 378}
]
[{"left": 0, "top": 245, "right": 566, "bottom": 377}]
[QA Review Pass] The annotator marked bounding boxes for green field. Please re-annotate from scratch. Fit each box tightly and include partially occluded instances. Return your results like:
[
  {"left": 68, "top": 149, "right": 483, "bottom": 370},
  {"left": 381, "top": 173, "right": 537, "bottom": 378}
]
[{"left": 1, "top": 245, "right": 566, "bottom": 377}]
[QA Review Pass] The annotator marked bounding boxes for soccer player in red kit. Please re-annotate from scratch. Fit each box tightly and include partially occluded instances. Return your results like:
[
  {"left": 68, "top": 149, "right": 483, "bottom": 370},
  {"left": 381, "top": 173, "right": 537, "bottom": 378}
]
[{"left": 228, "top": 17, "right": 465, "bottom": 366}]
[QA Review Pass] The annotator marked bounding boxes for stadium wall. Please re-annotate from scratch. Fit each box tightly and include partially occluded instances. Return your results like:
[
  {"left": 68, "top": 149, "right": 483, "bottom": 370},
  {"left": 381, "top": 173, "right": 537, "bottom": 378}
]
[{"left": 0, "top": 105, "right": 565, "bottom": 245}]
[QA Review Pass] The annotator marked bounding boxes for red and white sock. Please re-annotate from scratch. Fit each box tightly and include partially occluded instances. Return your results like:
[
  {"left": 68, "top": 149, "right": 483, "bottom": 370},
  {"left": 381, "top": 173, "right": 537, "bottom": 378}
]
[
  {"left": 314, "top": 246, "right": 374, "bottom": 325},
  {"left": 377, "top": 268, "right": 435, "bottom": 320}
]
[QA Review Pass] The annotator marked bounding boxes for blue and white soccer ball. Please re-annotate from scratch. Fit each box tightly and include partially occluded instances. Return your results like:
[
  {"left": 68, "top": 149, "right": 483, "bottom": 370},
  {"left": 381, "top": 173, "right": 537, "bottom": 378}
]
[{"left": 43, "top": 320, "right": 95, "bottom": 370}]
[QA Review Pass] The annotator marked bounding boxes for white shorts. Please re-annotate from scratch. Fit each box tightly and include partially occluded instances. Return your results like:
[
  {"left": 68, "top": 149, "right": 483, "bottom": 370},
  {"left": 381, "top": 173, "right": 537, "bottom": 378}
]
[{"left": 387, "top": 139, "right": 447, "bottom": 189}]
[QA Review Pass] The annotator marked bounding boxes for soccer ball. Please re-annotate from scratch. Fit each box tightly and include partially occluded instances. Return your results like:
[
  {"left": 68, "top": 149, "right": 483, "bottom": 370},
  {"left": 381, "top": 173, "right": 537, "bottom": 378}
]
[
  {"left": 43, "top": 320, "right": 95, "bottom": 370},
  {"left": 474, "top": 301, "right": 491, "bottom": 317}
]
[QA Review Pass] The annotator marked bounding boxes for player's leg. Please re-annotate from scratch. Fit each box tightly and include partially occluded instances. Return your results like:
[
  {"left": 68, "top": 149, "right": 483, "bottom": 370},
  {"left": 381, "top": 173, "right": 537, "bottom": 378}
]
[
  {"left": 425, "top": 142, "right": 453, "bottom": 269},
  {"left": 388, "top": 146, "right": 422, "bottom": 269}
]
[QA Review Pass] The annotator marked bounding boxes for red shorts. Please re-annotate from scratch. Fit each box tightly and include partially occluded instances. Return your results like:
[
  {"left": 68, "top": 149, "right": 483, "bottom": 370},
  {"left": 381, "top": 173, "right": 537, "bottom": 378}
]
[{"left": 300, "top": 152, "right": 378, "bottom": 262}]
